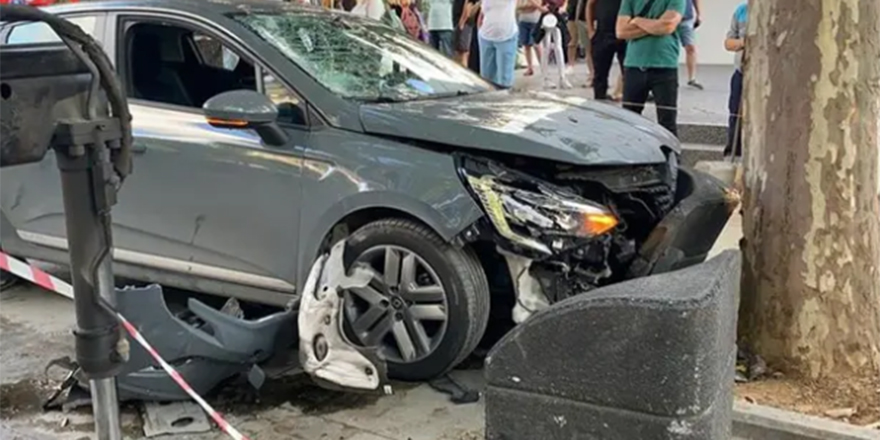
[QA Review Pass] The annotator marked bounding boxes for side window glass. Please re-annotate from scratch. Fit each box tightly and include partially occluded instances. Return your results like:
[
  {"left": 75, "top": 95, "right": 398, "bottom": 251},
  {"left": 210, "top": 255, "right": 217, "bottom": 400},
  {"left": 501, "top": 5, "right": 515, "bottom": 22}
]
[
  {"left": 193, "top": 34, "right": 240, "bottom": 71},
  {"left": 6, "top": 16, "right": 98, "bottom": 45},
  {"left": 262, "top": 70, "right": 307, "bottom": 126},
  {"left": 126, "top": 22, "right": 256, "bottom": 108}
]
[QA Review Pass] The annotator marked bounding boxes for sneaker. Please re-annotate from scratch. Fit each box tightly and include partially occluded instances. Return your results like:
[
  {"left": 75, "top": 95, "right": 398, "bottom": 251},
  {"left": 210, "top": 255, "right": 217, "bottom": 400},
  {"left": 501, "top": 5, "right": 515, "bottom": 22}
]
[
  {"left": 560, "top": 78, "right": 573, "bottom": 89},
  {"left": 687, "top": 79, "right": 704, "bottom": 90}
]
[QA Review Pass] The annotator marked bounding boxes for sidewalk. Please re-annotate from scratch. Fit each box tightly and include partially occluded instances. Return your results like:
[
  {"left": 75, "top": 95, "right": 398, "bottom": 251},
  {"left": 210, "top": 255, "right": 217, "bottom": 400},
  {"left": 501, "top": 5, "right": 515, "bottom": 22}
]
[{"left": 512, "top": 63, "right": 733, "bottom": 128}]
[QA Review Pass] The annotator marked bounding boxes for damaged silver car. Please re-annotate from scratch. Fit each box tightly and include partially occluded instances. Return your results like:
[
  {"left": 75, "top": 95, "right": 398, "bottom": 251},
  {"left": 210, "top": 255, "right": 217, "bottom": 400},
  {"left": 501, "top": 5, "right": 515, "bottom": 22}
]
[{"left": 0, "top": 0, "right": 736, "bottom": 387}]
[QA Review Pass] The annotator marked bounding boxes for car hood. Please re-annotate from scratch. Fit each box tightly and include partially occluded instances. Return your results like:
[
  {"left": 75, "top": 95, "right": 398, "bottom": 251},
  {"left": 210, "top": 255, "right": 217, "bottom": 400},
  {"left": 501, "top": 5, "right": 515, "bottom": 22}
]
[{"left": 359, "top": 90, "right": 680, "bottom": 166}]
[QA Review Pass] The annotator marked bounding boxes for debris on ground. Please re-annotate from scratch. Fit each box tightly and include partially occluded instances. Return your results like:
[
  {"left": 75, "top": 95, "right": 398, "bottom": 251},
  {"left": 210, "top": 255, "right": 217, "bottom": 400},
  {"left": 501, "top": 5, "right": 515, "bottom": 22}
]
[
  {"left": 735, "top": 347, "right": 768, "bottom": 382},
  {"left": 0, "top": 379, "right": 51, "bottom": 417},
  {"left": 824, "top": 407, "right": 857, "bottom": 419},
  {"left": 428, "top": 375, "right": 480, "bottom": 404},
  {"left": 736, "top": 374, "right": 880, "bottom": 426},
  {"left": 141, "top": 401, "right": 211, "bottom": 437}
]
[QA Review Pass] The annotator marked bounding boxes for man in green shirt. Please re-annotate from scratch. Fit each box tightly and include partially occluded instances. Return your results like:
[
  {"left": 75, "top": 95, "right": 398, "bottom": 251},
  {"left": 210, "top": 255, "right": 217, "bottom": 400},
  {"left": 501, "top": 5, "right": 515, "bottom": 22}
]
[{"left": 616, "top": 0, "right": 685, "bottom": 136}]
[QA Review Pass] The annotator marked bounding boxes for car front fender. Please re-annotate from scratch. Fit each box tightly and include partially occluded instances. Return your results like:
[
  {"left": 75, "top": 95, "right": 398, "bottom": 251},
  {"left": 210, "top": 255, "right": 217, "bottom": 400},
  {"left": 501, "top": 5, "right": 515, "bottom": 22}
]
[{"left": 296, "top": 144, "right": 484, "bottom": 295}]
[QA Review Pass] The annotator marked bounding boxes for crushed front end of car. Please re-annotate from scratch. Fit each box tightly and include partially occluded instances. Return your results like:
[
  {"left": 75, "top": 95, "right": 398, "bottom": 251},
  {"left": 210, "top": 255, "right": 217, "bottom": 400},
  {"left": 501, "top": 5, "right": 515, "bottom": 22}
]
[{"left": 454, "top": 153, "right": 737, "bottom": 323}]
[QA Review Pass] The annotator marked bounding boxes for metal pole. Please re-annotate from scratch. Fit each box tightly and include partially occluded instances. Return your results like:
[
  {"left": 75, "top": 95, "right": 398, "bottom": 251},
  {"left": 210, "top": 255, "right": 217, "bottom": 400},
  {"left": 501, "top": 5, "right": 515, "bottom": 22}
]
[
  {"left": 56, "top": 143, "right": 124, "bottom": 440},
  {"left": 91, "top": 257, "right": 122, "bottom": 440},
  {"left": 90, "top": 377, "right": 122, "bottom": 440}
]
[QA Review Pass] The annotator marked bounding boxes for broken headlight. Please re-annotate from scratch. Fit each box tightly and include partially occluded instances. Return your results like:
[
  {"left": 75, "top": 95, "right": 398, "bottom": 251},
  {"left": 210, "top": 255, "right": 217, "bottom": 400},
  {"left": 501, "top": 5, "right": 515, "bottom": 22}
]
[{"left": 462, "top": 158, "right": 618, "bottom": 256}]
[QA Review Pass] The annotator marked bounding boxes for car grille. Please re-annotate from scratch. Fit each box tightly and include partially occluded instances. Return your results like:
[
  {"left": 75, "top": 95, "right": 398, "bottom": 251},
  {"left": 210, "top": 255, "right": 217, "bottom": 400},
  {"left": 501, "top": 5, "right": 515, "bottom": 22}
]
[{"left": 555, "top": 158, "right": 679, "bottom": 234}]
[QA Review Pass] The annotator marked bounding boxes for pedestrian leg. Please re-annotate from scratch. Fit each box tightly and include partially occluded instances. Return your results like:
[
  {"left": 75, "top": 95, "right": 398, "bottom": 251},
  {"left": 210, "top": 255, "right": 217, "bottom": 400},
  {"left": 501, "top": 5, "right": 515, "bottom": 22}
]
[
  {"left": 650, "top": 68, "right": 680, "bottom": 137},
  {"left": 552, "top": 29, "right": 570, "bottom": 88},
  {"left": 524, "top": 45, "right": 535, "bottom": 75},
  {"left": 591, "top": 36, "right": 614, "bottom": 100},
  {"left": 440, "top": 30, "right": 454, "bottom": 57},
  {"left": 679, "top": 20, "right": 703, "bottom": 89},
  {"left": 581, "top": 22, "right": 594, "bottom": 85},
  {"left": 479, "top": 36, "right": 499, "bottom": 84},
  {"left": 540, "top": 31, "right": 552, "bottom": 88},
  {"left": 622, "top": 67, "right": 649, "bottom": 115},
  {"left": 611, "top": 40, "right": 626, "bottom": 100},
  {"left": 430, "top": 30, "right": 440, "bottom": 51},
  {"left": 725, "top": 70, "right": 744, "bottom": 157},
  {"left": 566, "top": 20, "right": 578, "bottom": 69},
  {"left": 495, "top": 34, "right": 519, "bottom": 88}
]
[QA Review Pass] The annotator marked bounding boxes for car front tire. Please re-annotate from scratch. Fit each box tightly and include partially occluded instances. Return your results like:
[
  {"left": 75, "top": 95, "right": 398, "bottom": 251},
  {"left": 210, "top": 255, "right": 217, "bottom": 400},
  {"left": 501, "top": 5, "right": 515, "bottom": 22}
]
[
  {"left": 0, "top": 269, "right": 18, "bottom": 290},
  {"left": 342, "top": 218, "right": 490, "bottom": 381},
  {"left": 0, "top": 247, "right": 19, "bottom": 290}
]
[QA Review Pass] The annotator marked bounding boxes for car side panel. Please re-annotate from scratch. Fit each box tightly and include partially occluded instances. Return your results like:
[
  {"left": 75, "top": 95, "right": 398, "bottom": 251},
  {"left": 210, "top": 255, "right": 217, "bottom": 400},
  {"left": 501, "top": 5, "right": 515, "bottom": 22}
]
[
  {"left": 113, "top": 103, "right": 303, "bottom": 288},
  {"left": 296, "top": 128, "right": 484, "bottom": 292}
]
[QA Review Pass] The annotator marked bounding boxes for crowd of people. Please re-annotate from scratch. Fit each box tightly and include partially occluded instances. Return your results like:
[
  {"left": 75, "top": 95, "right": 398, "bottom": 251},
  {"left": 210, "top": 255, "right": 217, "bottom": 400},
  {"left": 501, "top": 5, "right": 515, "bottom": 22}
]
[{"left": 291, "top": 0, "right": 746, "bottom": 157}]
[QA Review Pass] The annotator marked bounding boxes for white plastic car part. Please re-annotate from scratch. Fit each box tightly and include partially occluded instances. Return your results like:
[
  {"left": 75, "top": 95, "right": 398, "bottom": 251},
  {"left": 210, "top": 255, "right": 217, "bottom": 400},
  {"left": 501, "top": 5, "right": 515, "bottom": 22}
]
[{"left": 298, "top": 240, "right": 390, "bottom": 392}]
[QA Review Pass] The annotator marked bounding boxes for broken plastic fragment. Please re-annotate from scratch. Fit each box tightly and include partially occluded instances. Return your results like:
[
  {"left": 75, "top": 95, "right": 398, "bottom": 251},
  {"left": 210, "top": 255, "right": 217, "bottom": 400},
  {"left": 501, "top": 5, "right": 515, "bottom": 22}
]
[
  {"left": 502, "top": 251, "right": 551, "bottom": 323},
  {"left": 298, "top": 241, "right": 389, "bottom": 391}
]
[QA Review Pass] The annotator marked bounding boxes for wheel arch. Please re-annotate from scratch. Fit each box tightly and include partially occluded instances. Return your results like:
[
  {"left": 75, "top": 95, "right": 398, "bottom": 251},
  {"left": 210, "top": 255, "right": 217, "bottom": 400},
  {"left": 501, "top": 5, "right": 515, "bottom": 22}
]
[{"left": 296, "top": 191, "right": 484, "bottom": 293}]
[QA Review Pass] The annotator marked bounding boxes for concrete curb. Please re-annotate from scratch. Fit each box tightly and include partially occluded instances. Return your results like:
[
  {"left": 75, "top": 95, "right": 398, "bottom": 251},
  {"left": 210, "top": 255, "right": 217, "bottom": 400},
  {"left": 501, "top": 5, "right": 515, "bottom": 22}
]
[
  {"left": 732, "top": 401, "right": 880, "bottom": 440},
  {"left": 679, "top": 122, "right": 727, "bottom": 146},
  {"left": 680, "top": 143, "right": 725, "bottom": 169}
]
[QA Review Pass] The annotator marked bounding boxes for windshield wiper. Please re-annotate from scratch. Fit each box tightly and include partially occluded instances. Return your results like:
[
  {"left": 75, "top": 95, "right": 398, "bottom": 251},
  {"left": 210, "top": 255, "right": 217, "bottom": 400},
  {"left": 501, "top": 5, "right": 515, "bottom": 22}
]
[
  {"left": 353, "top": 90, "right": 479, "bottom": 104},
  {"left": 331, "top": 15, "right": 354, "bottom": 30},
  {"left": 432, "top": 90, "right": 474, "bottom": 99}
]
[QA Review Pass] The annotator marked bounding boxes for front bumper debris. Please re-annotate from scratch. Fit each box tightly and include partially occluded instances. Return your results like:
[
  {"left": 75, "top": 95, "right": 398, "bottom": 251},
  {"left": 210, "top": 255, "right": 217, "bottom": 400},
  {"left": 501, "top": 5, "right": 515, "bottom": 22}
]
[
  {"left": 298, "top": 240, "right": 391, "bottom": 393},
  {"left": 502, "top": 167, "right": 735, "bottom": 323},
  {"left": 501, "top": 250, "right": 550, "bottom": 324},
  {"left": 627, "top": 168, "right": 737, "bottom": 278}
]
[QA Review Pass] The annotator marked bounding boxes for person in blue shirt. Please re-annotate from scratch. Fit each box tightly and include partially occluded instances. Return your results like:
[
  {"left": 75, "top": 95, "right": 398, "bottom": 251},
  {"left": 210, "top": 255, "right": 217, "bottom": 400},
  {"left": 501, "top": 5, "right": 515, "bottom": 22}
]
[
  {"left": 723, "top": 2, "right": 747, "bottom": 159},
  {"left": 678, "top": 0, "right": 703, "bottom": 89}
]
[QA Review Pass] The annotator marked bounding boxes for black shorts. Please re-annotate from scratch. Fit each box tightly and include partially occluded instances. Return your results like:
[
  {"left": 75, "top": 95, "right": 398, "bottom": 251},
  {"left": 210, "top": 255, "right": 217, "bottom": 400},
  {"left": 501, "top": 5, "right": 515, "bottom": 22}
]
[{"left": 454, "top": 24, "right": 473, "bottom": 53}]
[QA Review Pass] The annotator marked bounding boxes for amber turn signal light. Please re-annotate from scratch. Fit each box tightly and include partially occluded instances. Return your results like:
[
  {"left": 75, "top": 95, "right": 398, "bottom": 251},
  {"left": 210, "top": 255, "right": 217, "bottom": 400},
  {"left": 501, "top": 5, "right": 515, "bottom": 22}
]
[
  {"left": 581, "top": 212, "right": 619, "bottom": 236},
  {"left": 206, "top": 117, "right": 248, "bottom": 128}
]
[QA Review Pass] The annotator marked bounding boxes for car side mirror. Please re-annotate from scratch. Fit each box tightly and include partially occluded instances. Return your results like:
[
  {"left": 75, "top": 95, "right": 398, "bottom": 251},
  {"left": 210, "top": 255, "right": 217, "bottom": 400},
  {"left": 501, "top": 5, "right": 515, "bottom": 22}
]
[{"left": 203, "top": 90, "right": 289, "bottom": 147}]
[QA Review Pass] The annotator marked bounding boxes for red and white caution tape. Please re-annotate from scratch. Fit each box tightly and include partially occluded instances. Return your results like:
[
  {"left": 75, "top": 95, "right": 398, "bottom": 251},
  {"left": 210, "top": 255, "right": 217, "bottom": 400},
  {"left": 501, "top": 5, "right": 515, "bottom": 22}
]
[
  {"left": 0, "top": 252, "right": 73, "bottom": 299},
  {"left": 117, "top": 317, "right": 250, "bottom": 440},
  {"left": 0, "top": 251, "right": 252, "bottom": 440}
]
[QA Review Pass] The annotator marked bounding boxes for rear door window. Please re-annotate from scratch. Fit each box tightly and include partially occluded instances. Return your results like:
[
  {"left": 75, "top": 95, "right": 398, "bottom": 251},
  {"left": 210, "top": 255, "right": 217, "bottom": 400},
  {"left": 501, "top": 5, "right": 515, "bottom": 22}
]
[{"left": 5, "top": 15, "right": 100, "bottom": 44}]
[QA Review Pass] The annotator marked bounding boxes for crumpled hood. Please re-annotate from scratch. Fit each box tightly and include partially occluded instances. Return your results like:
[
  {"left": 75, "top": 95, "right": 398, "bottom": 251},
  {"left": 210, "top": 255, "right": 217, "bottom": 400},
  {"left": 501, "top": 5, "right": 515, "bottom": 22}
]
[{"left": 359, "top": 90, "right": 680, "bottom": 166}]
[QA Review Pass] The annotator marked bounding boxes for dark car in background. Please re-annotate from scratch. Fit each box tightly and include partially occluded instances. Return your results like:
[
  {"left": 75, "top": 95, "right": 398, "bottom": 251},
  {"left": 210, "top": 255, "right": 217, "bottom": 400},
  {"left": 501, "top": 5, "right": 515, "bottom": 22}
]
[{"left": 0, "top": 0, "right": 734, "bottom": 381}]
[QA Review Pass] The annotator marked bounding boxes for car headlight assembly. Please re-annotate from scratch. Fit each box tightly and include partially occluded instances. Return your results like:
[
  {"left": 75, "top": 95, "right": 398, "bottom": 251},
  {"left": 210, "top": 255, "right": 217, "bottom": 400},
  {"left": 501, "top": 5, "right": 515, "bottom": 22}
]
[{"left": 464, "top": 168, "right": 619, "bottom": 256}]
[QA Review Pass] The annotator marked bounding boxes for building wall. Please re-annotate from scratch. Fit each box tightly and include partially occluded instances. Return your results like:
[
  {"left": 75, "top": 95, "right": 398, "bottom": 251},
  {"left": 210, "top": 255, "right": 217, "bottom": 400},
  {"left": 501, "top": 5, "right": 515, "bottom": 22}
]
[{"left": 679, "top": 0, "right": 744, "bottom": 66}]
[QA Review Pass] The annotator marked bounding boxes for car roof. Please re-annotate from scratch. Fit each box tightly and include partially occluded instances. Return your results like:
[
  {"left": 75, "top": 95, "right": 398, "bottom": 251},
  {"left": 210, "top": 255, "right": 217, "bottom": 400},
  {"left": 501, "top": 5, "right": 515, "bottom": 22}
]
[{"left": 41, "top": 0, "right": 330, "bottom": 19}]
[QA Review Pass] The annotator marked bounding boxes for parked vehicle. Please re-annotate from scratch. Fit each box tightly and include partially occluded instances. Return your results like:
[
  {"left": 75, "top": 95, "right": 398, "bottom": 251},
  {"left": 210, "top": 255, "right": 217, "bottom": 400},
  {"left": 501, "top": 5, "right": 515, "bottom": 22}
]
[{"left": 0, "top": 0, "right": 734, "bottom": 381}]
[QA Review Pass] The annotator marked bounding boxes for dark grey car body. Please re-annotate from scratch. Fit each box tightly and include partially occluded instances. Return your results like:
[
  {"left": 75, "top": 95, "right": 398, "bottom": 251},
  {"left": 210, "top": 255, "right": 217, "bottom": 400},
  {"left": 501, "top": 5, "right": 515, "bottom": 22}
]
[{"left": 0, "top": 0, "right": 724, "bottom": 313}]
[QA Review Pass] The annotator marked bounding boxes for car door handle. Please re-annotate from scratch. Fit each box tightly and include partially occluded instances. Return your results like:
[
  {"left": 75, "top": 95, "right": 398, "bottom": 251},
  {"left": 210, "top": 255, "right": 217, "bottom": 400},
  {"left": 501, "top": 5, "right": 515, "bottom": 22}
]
[{"left": 132, "top": 143, "right": 147, "bottom": 154}]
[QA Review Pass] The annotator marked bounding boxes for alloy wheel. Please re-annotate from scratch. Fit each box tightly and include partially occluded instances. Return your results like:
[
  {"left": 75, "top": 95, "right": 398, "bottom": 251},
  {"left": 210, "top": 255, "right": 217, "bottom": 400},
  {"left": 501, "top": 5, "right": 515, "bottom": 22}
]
[{"left": 343, "top": 245, "right": 449, "bottom": 364}]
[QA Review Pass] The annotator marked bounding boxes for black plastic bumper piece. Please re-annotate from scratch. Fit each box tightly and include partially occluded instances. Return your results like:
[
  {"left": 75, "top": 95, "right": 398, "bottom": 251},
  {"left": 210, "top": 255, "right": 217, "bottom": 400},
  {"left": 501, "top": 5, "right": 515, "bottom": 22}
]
[
  {"left": 628, "top": 168, "right": 736, "bottom": 278},
  {"left": 109, "top": 285, "right": 295, "bottom": 401},
  {"left": 484, "top": 250, "right": 740, "bottom": 440}
]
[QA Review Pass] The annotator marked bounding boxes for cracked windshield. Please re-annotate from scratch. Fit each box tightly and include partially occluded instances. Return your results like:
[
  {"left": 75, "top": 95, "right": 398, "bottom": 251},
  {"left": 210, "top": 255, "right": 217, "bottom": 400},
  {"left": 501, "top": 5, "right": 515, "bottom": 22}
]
[{"left": 232, "top": 12, "right": 493, "bottom": 102}]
